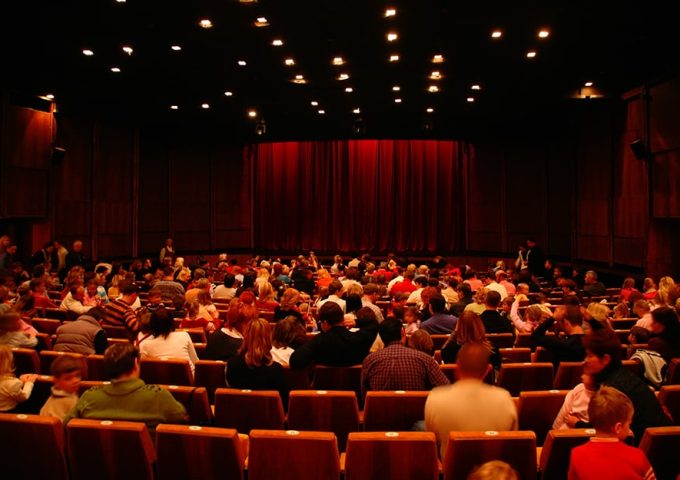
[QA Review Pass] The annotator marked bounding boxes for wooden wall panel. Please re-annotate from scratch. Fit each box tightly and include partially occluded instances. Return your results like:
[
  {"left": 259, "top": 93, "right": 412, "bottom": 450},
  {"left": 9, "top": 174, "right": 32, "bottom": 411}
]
[
  {"left": 138, "top": 136, "right": 169, "bottom": 255},
  {"left": 650, "top": 77, "right": 680, "bottom": 153},
  {"left": 467, "top": 144, "right": 504, "bottom": 252},
  {"left": 652, "top": 150, "right": 680, "bottom": 218},
  {"left": 546, "top": 142, "right": 575, "bottom": 258},
  {"left": 212, "top": 146, "right": 252, "bottom": 251}
]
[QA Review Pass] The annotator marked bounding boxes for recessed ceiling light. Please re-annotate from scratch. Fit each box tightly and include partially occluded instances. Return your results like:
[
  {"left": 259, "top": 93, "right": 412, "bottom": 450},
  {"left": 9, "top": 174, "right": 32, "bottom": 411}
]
[
  {"left": 430, "top": 71, "right": 442, "bottom": 80},
  {"left": 248, "top": 110, "right": 257, "bottom": 118},
  {"left": 310, "top": 101, "right": 318, "bottom": 106},
  {"left": 122, "top": 46, "right": 133, "bottom": 55},
  {"left": 224, "top": 91, "right": 233, "bottom": 96},
  {"left": 338, "top": 73, "right": 350, "bottom": 81},
  {"left": 199, "top": 19, "right": 213, "bottom": 29},
  {"left": 284, "top": 58, "right": 295, "bottom": 66},
  {"left": 82, "top": 49, "right": 94, "bottom": 56},
  {"left": 428, "top": 85, "right": 439, "bottom": 93},
  {"left": 332, "top": 56, "right": 345, "bottom": 66},
  {"left": 115, "top": 0, "right": 126, "bottom": 3},
  {"left": 171, "top": 45, "right": 182, "bottom": 51},
  {"left": 239, "top": 0, "right": 258, "bottom": 3},
  {"left": 318, "top": 109, "right": 325, "bottom": 114},
  {"left": 491, "top": 30, "right": 503, "bottom": 39},
  {"left": 384, "top": 8, "right": 396, "bottom": 17},
  {"left": 394, "top": 98, "right": 402, "bottom": 103},
  {"left": 392, "top": 86, "right": 400, "bottom": 91},
  {"left": 170, "top": 105, "right": 179, "bottom": 110},
  {"left": 238, "top": 60, "right": 247, "bottom": 66},
  {"left": 584, "top": 81, "right": 593, "bottom": 87},
  {"left": 293, "top": 75, "right": 307, "bottom": 84},
  {"left": 471, "top": 84, "right": 481, "bottom": 90},
  {"left": 387, "top": 32, "right": 398, "bottom": 42},
  {"left": 45, "top": 94, "right": 55, "bottom": 100},
  {"left": 345, "top": 87, "right": 353, "bottom": 93},
  {"left": 526, "top": 51, "right": 537, "bottom": 58},
  {"left": 432, "top": 54, "right": 444, "bottom": 63},
  {"left": 272, "top": 39, "right": 283, "bottom": 46},
  {"left": 538, "top": 29, "right": 550, "bottom": 38},
  {"left": 389, "top": 54, "right": 400, "bottom": 62},
  {"left": 353, "top": 108, "right": 361, "bottom": 114},
  {"left": 426, "top": 107, "right": 434, "bottom": 113},
  {"left": 467, "top": 97, "right": 475, "bottom": 103},
  {"left": 254, "top": 17, "right": 269, "bottom": 27},
  {"left": 110, "top": 67, "right": 121, "bottom": 73},
  {"left": 201, "top": 103, "right": 210, "bottom": 109}
]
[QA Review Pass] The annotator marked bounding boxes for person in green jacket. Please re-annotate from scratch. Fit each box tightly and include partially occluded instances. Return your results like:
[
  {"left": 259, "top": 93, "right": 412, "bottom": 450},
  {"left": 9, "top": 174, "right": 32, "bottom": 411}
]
[{"left": 64, "top": 343, "right": 186, "bottom": 431}]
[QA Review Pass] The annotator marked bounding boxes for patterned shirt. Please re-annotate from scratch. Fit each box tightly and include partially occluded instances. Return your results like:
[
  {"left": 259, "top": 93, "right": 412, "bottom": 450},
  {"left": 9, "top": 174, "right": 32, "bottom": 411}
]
[
  {"left": 362, "top": 343, "right": 449, "bottom": 394},
  {"left": 104, "top": 298, "right": 139, "bottom": 334}
]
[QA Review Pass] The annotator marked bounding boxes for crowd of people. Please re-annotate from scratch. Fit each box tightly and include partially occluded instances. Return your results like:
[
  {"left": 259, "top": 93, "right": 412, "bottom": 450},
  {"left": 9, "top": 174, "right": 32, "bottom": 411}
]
[{"left": 0, "top": 234, "right": 679, "bottom": 477}]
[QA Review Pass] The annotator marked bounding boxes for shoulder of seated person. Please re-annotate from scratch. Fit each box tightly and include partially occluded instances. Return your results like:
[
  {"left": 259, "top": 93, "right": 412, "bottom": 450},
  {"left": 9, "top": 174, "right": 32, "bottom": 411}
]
[{"left": 141, "top": 384, "right": 165, "bottom": 393}]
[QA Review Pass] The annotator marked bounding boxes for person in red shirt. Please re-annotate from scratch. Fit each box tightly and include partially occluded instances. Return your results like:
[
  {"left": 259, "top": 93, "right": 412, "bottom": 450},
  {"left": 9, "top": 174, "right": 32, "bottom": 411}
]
[
  {"left": 391, "top": 270, "right": 417, "bottom": 295},
  {"left": 568, "top": 386, "right": 656, "bottom": 480}
]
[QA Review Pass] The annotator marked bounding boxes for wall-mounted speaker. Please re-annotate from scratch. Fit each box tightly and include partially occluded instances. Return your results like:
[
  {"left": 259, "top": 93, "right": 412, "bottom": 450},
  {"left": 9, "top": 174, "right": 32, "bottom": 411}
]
[
  {"left": 50, "top": 146, "right": 66, "bottom": 164},
  {"left": 629, "top": 139, "right": 648, "bottom": 160}
]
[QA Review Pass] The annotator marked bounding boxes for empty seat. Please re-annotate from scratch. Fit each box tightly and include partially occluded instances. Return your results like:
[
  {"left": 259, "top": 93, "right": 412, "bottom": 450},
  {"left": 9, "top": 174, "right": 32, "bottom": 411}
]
[
  {"left": 553, "top": 362, "right": 584, "bottom": 390},
  {"left": 66, "top": 418, "right": 156, "bottom": 480},
  {"left": 11, "top": 348, "right": 40, "bottom": 376},
  {"left": 517, "top": 390, "right": 568, "bottom": 446},
  {"left": 213, "top": 388, "right": 285, "bottom": 432},
  {"left": 638, "top": 426, "right": 680, "bottom": 480},
  {"left": 486, "top": 333, "right": 515, "bottom": 349},
  {"left": 248, "top": 429, "right": 340, "bottom": 480},
  {"left": 442, "top": 431, "right": 537, "bottom": 480},
  {"left": 499, "top": 348, "right": 531, "bottom": 363},
  {"left": 539, "top": 429, "right": 594, "bottom": 480},
  {"left": 39, "top": 350, "right": 88, "bottom": 378},
  {"left": 659, "top": 385, "right": 680, "bottom": 425},
  {"left": 345, "top": 431, "right": 439, "bottom": 480},
  {"left": 194, "top": 360, "right": 226, "bottom": 402},
  {"left": 32, "top": 318, "right": 62, "bottom": 335},
  {"left": 497, "top": 363, "right": 554, "bottom": 397},
  {"left": 86, "top": 354, "right": 108, "bottom": 380},
  {"left": 287, "top": 390, "right": 360, "bottom": 450},
  {"left": 0, "top": 412, "right": 68, "bottom": 480},
  {"left": 140, "top": 358, "right": 193, "bottom": 386},
  {"left": 363, "top": 391, "right": 429, "bottom": 432},
  {"left": 156, "top": 424, "right": 246, "bottom": 480},
  {"left": 313, "top": 365, "right": 362, "bottom": 403}
]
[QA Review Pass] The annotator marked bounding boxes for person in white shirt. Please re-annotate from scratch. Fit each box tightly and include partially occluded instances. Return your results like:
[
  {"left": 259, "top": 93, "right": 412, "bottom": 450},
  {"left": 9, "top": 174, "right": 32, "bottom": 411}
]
[
  {"left": 483, "top": 275, "right": 509, "bottom": 301},
  {"left": 60, "top": 285, "right": 93, "bottom": 316},
  {"left": 316, "top": 280, "right": 347, "bottom": 313},
  {"left": 633, "top": 300, "right": 653, "bottom": 330},
  {"left": 139, "top": 308, "right": 198, "bottom": 376},
  {"left": 406, "top": 277, "right": 428, "bottom": 306},
  {"left": 386, "top": 267, "right": 404, "bottom": 295},
  {"left": 270, "top": 317, "right": 305, "bottom": 366},
  {"left": 213, "top": 273, "right": 237, "bottom": 300}
]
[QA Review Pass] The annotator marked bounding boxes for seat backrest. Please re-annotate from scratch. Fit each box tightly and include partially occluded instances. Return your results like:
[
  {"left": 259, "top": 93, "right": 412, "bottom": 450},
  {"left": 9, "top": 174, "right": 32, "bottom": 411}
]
[
  {"left": 539, "top": 429, "right": 594, "bottom": 479},
  {"left": 66, "top": 418, "right": 155, "bottom": 480},
  {"left": 45, "top": 308, "right": 68, "bottom": 321},
  {"left": 486, "top": 333, "right": 515, "bottom": 349},
  {"left": 668, "top": 358, "right": 680, "bottom": 385},
  {"left": 39, "top": 350, "right": 88, "bottom": 378},
  {"left": 514, "top": 333, "right": 535, "bottom": 349},
  {"left": 286, "top": 390, "right": 360, "bottom": 450},
  {"left": 193, "top": 342, "right": 207, "bottom": 359},
  {"left": 659, "top": 385, "right": 680, "bottom": 426},
  {"left": 497, "top": 362, "right": 554, "bottom": 397},
  {"left": 442, "top": 431, "right": 537, "bottom": 480},
  {"left": 621, "top": 359, "right": 643, "bottom": 377},
  {"left": 194, "top": 360, "right": 226, "bottom": 402},
  {"left": 102, "top": 325, "right": 129, "bottom": 339},
  {"left": 363, "top": 391, "right": 429, "bottom": 431},
  {"left": 156, "top": 424, "right": 245, "bottom": 480},
  {"left": 28, "top": 375, "right": 56, "bottom": 414},
  {"left": 11, "top": 347, "right": 40, "bottom": 376},
  {"left": 499, "top": 348, "right": 531, "bottom": 363},
  {"left": 160, "top": 385, "right": 212, "bottom": 425},
  {"left": 313, "top": 365, "right": 362, "bottom": 402},
  {"left": 532, "top": 346, "right": 554, "bottom": 363},
  {"left": 553, "top": 362, "right": 584, "bottom": 390},
  {"left": 517, "top": 390, "right": 568, "bottom": 446},
  {"left": 86, "top": 354, "right": 108, "bottom": 380},
  {"left": 282, "top": 365, "right": 312, "bottom": 389},
  {"left": 248, "top": 429, "right": 340, "bottom": 480},
  {"left": 439, "top": 364, "right": 493, "bottom": 385},
  {"left": 430, "top": 334, "right": 449, "bottom": 350},
  {"left": 639, "top": 426, "right": 680, "bottom": 480},
  {"left": 177, "top": 328, "right": 206, "bottom": 343},
  {"left": 345, "top": 431, "right": 439, "bottom": 480},
  {"left": 213, "top": 388, "right": 285, "bottom": 432},
  {"left": 0, "top": 412, "right": 68, "bottom": 480},
  {"left": 32, "top": 318, "right": 62, "bottom": 335},
  {"left": 140, "top": 357, "right": 193, "bottom": 386}
]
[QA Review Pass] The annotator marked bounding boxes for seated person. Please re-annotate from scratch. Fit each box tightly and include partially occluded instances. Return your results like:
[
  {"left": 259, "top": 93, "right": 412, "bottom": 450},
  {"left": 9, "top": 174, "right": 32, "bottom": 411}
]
[
  {"left": 64, "top": 343, "right": 186, "bottom": 430},
  {"left": 479, "top": 291, "right": 514, "bottom": 335},
  {"left": 0, "top": 345, "right": 38, "bottom": 412},
  {"left": 532, "top": 305, "right": 585, "bottom": 367},
  {"left": 271, "top": 316, "right": 307, "bottom": 366},
  {"left": 140, "top": 308, "right": 199, "bottom": 376},
  {"left": 568, "top": 386, "right": 655, "bottom": 480},
  {"left": 206, "top": 299, "right": 257, "bottom": 361},
  {"left": 54, "top": 307, "right": 108, "bottom": 355},
  {"left": 420, "top": 294, "right": 457, "bottom": 334},
  {"left": 552, "top": 372, "right": 595, "bottom": 429},
  {"left": 40, "top": 355, "right": 82, "bottom": 420},
  {"left": 0, "top": 307, "right": 37, "bottom": 349}
]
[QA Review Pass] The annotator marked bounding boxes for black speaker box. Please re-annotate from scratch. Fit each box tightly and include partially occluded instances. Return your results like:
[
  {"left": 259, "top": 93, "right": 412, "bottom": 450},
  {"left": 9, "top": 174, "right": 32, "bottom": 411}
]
[
  {"left": 630, "top": 139, "right": 648, "bottom": 160},
  {"left": 50, "top": 147, "right": 66, "bottom": 164}
]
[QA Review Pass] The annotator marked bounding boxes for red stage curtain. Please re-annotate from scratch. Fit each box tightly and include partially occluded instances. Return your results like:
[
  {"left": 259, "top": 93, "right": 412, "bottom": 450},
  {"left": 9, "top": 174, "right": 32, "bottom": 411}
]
[{"left": 250, "top": 139, "right": 471, "bottom": 253}]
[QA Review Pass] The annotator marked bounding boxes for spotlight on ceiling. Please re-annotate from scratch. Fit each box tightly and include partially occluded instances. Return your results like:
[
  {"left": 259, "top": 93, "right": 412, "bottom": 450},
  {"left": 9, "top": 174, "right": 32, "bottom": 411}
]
[
  {"left": 255, "top": 119, "right": 266, "bottom": 136},
  {"left": 199, "top": 19, "right": 213, "bottom": 29},
  {"left": 122, "top": 46, "right": 133, "bottom": 55}
]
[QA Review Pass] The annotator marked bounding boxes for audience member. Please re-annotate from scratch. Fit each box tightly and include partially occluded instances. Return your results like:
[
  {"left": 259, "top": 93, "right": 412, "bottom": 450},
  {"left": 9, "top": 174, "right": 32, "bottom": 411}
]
[
  {"left": 54, "top": 306, "right": 108, "bottom": 355},
  {"left": 479, "top": 291, "right": 513, "bottom": 335},
  {"left": 552, "top": 372, "right": 595, "bottom": 429},
  {"left": 140, "top": 308, "right": 198, "bottom": 376},
  {"left": 39, "top": 355, "right": 82, "bottom": 420},
  {"left": 0, "top": 344, "right": 38, "bottom": 412},
  {"left": 206, "top": 299, "right": 257, "bottom": 361},
  {"left": 271, "top": 316, "right": 306, "bottom": 365},
  {"left": 407, "top": 329, "right": 435, "bottom": 355},
  {"left": 103, "top": 282, "right": 140, "bottom": 337},
  {"left": 0, "top": 307, "right": 37, "bottom": 348},
  {"left": 531, "top": 306, "right": 585, "bottom": 366},
  {"left": 647, "top": 306, "right": 680, "bottom": 363},
  {"left": 468, "top": 461, "right": 519, "bottom": 480}
]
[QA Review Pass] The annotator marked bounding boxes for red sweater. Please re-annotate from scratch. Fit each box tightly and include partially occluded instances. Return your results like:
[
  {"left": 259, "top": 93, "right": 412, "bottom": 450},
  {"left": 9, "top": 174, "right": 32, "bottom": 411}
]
[{"left": 568, "top": 440, "right": 655, "bottom": 480}]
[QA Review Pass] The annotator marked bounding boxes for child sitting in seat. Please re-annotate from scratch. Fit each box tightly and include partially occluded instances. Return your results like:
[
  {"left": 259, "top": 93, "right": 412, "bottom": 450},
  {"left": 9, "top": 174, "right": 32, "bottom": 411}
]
[
  {"left": 39, "top": 355, "right": 82, "bottom": 420},
  {"left": 553, "top": 372, "right": 596, "bottom": 429},
  {"left": 0, "top": 344, "right": 38, "bottom": 412},
  {"left": 568, "top": 386, "right": 655, "bottom": 480}
]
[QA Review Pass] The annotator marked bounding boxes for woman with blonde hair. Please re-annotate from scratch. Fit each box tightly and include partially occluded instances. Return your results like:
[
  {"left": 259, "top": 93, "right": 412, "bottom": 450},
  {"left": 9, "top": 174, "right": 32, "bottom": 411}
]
[
  {"left": 316, "top": 268, "right": 332, "bottom": 289},
  {"left": 256, "top": 281, "right": 279, "bottom": 311},
  {"left": 226, "top": 317, "right": 289, "bottom": 406},
  {"left": 274, "top": 288, "right": 304, "bottom": 323},
  {"left": 440, "top": 311, "right": 500, "bottom": 368},
  {"left": 585, "top": 303, "right": 612, "bottom": 333},
  {"left": 656, "top": 276, "right": 678, "bottom": 307},
  {"left": 510, "top": 302, "right": 544, "bottom": 333}
]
